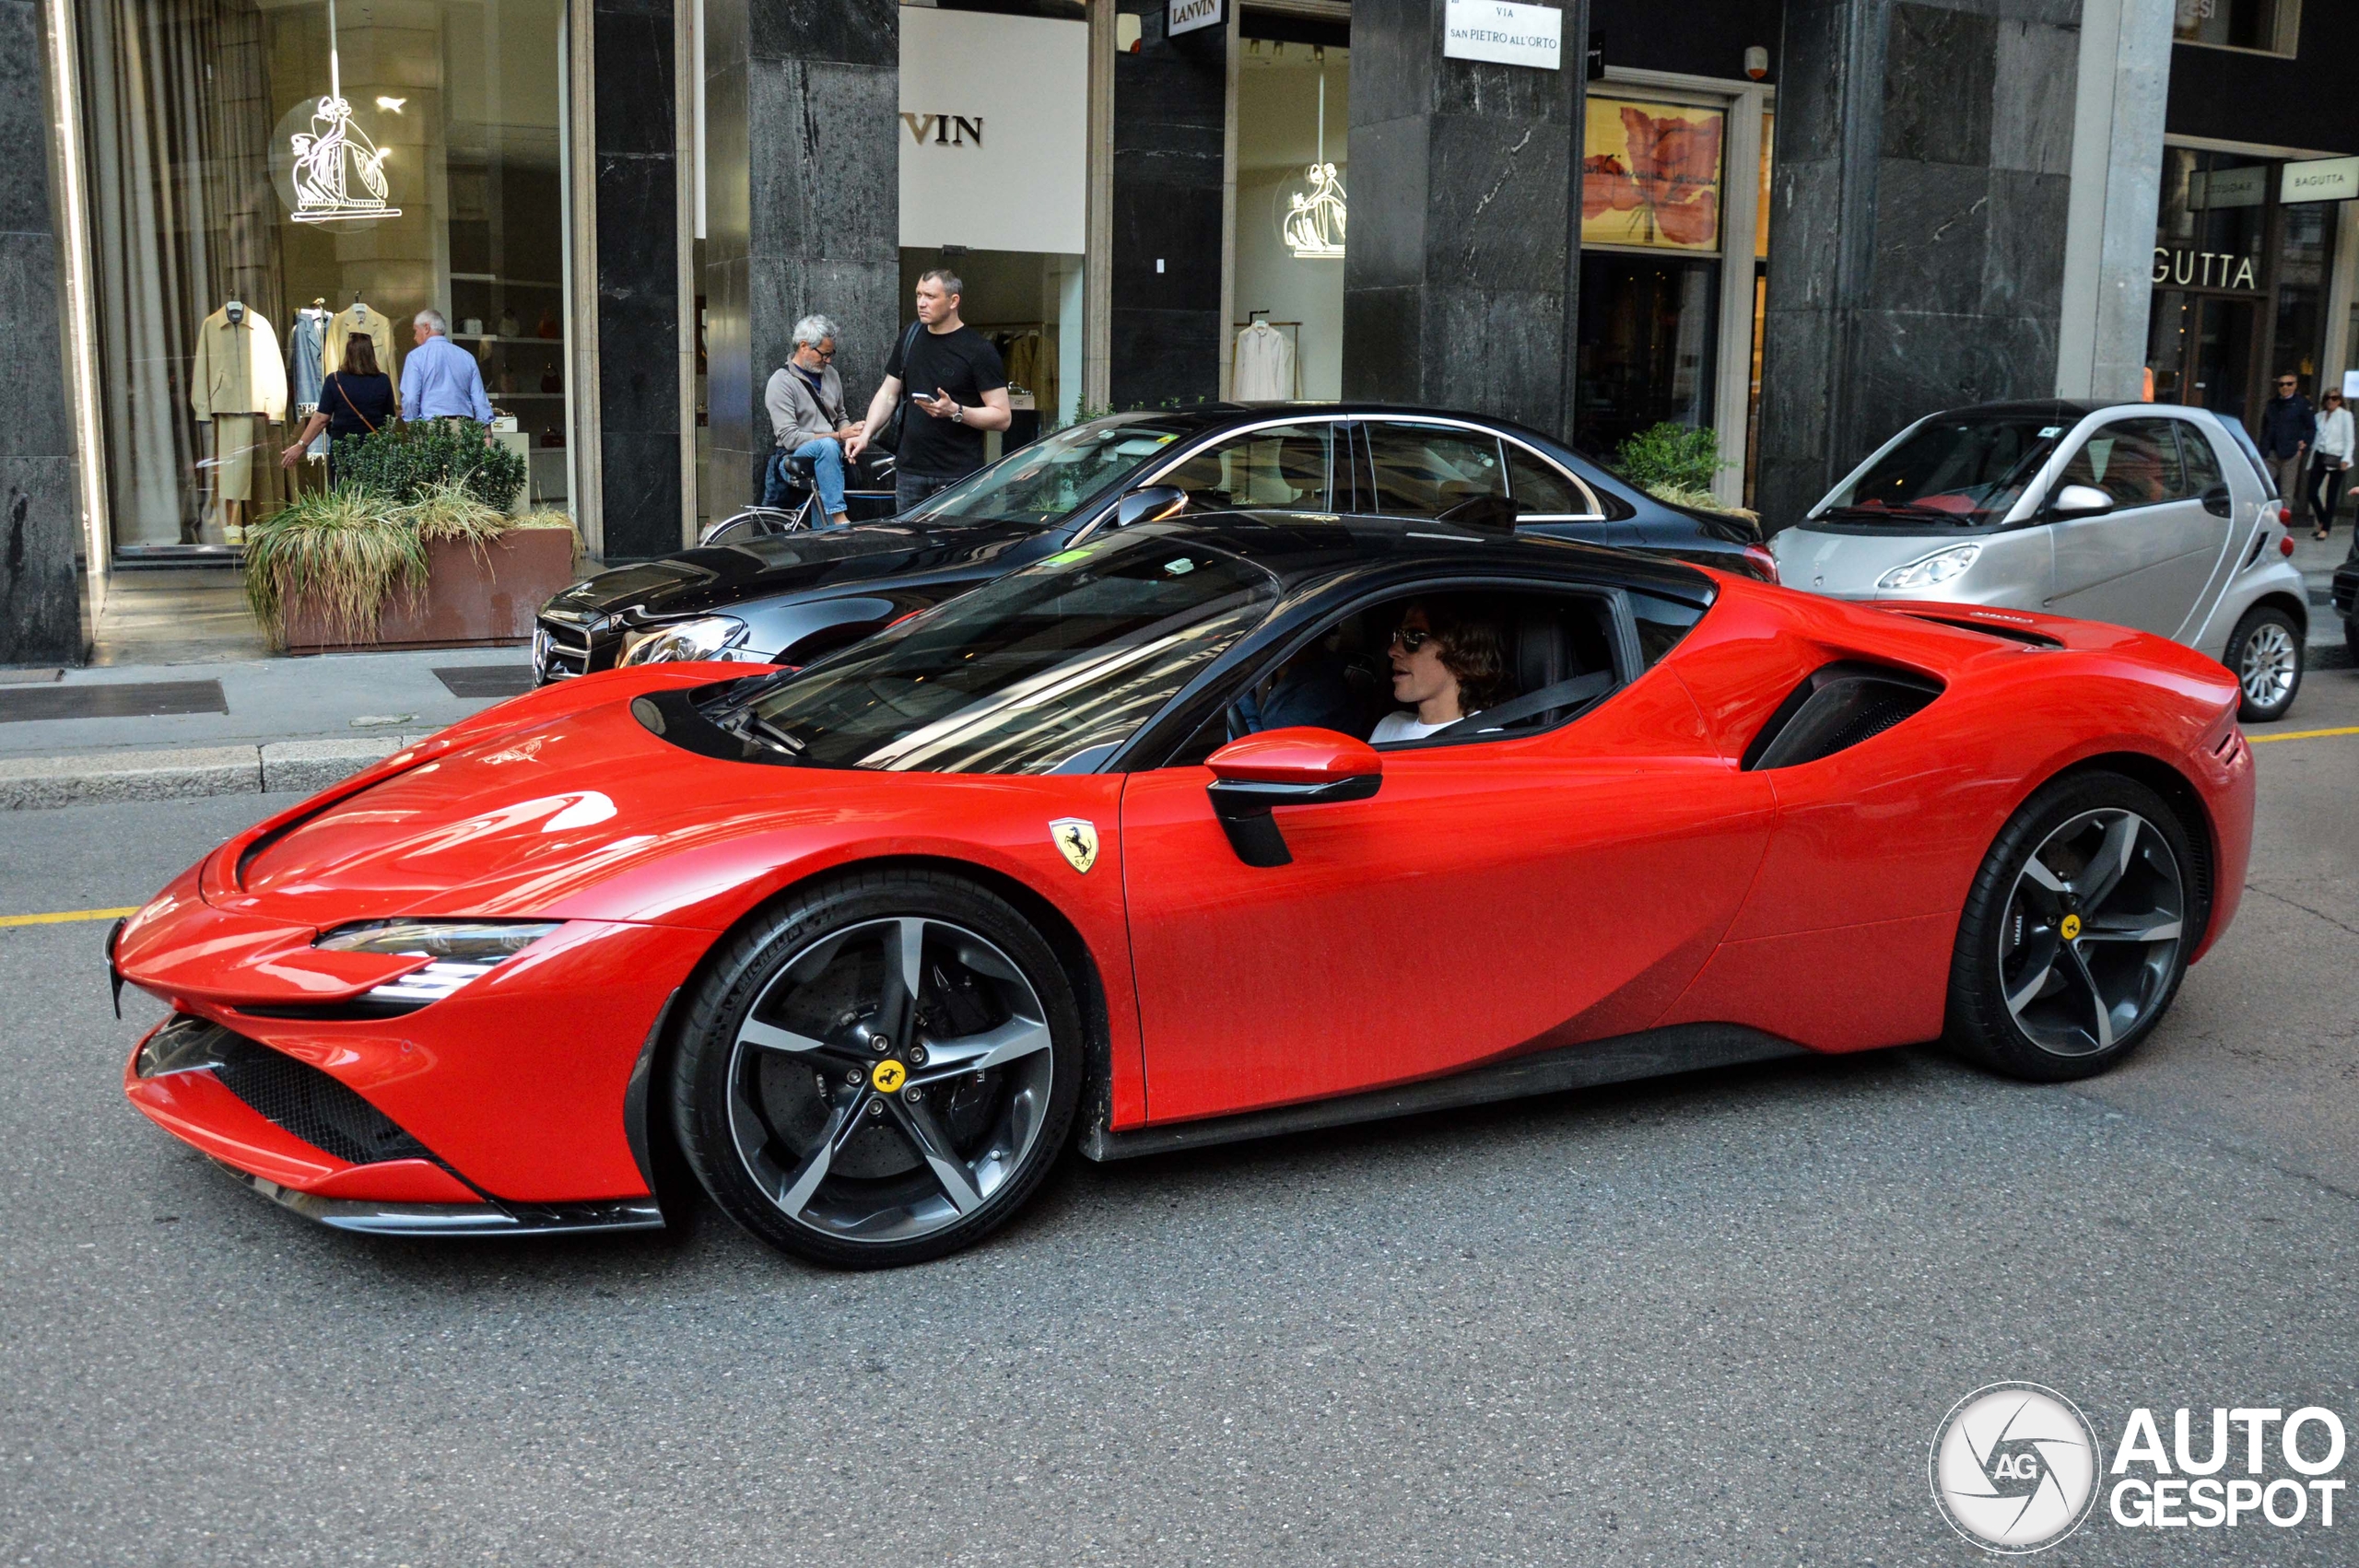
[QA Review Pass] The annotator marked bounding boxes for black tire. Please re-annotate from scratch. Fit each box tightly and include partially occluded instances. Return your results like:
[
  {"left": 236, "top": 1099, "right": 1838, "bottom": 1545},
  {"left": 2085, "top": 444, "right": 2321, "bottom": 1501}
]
[
  {"left": 1944, "top": 770, "right": 2202, "bottom": 1082},
  {"left": 2225, "top": 603, "right": 2303, "bottom": 722},
  {"left": 671, "top": 869, "right": 1084, "bottom": 1268}
]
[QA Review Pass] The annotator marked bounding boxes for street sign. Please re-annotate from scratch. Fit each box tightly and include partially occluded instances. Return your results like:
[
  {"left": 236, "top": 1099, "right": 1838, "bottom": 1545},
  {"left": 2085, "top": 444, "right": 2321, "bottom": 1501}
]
[
  {"left": 2282, "top": 156, "right": 2359, "bottom": 205},
  {"left": 1444, "top": 1, "right": 1563, "bottom": 71}
]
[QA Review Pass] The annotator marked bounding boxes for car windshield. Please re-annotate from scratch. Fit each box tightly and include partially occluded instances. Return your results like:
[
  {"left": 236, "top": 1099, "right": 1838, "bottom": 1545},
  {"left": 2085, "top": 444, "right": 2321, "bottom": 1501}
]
[
  {"left": 1816, "top": 414, "right": 2076, "bottom": 529},
  {"left": 902, "top": 415, "right": 1197, "bottom": 527},
  {"left": 704, "top": 532, "right": 1279, "bottom": 774}
]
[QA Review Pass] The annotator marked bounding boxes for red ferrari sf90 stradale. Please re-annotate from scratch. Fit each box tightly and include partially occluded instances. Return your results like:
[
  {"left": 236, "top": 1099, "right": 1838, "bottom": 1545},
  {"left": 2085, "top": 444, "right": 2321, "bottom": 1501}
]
[{"left": 113, "top": 516, "right": 2253, "bottom": 1267}]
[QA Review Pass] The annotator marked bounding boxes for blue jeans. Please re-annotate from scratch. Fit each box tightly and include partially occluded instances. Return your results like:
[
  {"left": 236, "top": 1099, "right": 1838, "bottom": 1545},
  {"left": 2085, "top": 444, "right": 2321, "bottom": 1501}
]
[{"left": 764, "top": 438, "right": 848, "bottom": 520}]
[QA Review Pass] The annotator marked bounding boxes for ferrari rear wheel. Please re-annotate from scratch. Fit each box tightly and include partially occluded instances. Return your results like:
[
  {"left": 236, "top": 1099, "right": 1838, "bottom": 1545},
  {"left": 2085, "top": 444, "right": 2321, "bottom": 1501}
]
[
  {"left": 672, "top": 871, "right": 1083, "bottom": 1268},
  {"left": 1944, "top": 771, "right": 2200, "bottom": 1082}
]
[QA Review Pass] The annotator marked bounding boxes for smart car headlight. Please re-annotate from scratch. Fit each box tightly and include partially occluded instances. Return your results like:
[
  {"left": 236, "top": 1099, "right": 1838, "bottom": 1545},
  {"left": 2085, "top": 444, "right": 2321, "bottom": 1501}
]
[
  {"left": 315, "top": 920, "right": 562, "bottom": 1007},
  {"left": 618, "top": 615, "right": 753, "bottom": 667},
  {"left": 1877, "top": 544, "right": 1982, "bottom": 591}
]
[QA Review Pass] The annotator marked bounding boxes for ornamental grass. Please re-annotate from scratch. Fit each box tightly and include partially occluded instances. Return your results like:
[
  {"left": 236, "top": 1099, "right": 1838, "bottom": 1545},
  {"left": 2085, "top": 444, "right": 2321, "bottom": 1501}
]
[{"left": 242, "top": 484, "right": 426, "bottom": 647}]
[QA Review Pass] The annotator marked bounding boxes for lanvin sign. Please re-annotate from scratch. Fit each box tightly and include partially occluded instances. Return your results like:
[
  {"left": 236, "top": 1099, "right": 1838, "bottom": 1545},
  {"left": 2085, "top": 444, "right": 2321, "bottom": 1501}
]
[{"left": 2153, "top": 247, "right": 2260, "bottom": 292}]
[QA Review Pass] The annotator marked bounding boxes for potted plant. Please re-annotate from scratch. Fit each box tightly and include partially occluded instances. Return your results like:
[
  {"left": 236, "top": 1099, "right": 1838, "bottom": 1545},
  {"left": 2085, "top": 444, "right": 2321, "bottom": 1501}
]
[{"left": 246, "top": 423, "right": 580, "bottom": 653}]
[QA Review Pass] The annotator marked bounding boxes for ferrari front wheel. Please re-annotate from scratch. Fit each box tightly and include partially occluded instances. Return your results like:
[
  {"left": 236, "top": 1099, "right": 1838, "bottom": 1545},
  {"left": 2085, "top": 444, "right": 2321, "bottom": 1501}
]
[
  {"left": 1944, "top": 771, "right": 2200, "bottom": 1082},
  {"left": 672, "top": 870, "right": 1083, "bottom": 1268}
]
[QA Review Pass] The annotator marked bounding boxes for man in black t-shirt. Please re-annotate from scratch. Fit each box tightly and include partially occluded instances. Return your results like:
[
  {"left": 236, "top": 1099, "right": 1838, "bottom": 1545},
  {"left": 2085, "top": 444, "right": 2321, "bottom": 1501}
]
[{"left": 848, "top": 268, "right": 1012, "bottom": 513}]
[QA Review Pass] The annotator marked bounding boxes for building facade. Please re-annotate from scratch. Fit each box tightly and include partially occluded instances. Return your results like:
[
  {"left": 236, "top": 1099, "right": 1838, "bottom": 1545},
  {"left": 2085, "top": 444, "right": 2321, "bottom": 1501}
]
[{"left": 6, "top": 0, "right": 2357, "bottom": 663}]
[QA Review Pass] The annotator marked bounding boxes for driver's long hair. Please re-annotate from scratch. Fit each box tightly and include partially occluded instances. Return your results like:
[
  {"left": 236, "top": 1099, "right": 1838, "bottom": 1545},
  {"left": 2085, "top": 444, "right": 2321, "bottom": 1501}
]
[{"left": 1418, "top": 596, "right": 1508, "bottom": 713}]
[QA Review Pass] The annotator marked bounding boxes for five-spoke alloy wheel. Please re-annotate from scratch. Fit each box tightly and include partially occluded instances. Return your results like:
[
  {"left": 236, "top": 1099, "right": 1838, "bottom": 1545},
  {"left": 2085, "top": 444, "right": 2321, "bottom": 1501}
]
[
  {"left": 673, "top": 872, "right": 1082, "bottom": 1268},
  {"left": 1946, "top": 772, "right": 2203, "bottom": 1081}
]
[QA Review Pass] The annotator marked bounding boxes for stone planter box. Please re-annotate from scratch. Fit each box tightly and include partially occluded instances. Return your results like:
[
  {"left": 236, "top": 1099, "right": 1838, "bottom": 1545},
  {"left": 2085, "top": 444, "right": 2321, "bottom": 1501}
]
[{"left": 280, "top": 529, "right": 578, "bottom": 655}]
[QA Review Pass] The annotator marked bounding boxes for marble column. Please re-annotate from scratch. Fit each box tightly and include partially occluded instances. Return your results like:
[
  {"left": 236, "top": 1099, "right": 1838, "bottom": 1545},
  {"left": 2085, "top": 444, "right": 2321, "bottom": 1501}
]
[
  {"left": 1343, "top": 0, "right": 1587, "bottom": 439},
  {"left": 1, "top": 0, "right": 80, "bottom": 664},
  {"left": 593, "top": 0, "right": 682, "bottom": 560},
  {"left": 703, "top": 0, "right": 898, "bottom": 516},
  {"left": 1757, "top": 0, "right": 2127, "bottom": 529},
  {"left": 1110, "top": 0, "right": 1225, "bottom": 410}
]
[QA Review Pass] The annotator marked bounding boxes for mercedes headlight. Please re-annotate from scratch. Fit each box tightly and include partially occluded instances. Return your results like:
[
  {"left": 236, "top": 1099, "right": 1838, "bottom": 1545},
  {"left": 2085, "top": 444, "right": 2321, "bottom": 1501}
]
[
  {"left": 618, "top": 615, "right": 754, "bottom": 667},
  {"left": 315, "top": 920, "right": 561, "bottom": 1007},
  {"left": 1876, "top": 544, "right": 1982, "bottom": 591}
]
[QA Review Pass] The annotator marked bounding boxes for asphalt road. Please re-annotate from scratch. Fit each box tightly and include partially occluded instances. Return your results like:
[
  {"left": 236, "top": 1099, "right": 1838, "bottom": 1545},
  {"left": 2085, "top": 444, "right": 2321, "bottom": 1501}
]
[{"left": 4, "top": 670, "right": 2357, "bottom": 1566}]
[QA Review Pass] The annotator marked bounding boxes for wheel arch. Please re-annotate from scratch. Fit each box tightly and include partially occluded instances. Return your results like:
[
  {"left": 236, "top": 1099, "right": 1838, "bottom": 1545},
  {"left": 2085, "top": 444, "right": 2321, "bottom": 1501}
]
[
  {"left": 625, "top": 853, "right": 1121, "bottom": 1212},
  {"left": 2240, "top": 589, "right": 2309, "bottom": 641}
]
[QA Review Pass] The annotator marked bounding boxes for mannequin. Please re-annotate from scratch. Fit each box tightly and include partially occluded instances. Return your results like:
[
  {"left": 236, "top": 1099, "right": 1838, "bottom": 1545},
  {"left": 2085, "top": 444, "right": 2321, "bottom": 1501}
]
[{"left": 191, "top": 299, "right": 288, "bottom": 544}]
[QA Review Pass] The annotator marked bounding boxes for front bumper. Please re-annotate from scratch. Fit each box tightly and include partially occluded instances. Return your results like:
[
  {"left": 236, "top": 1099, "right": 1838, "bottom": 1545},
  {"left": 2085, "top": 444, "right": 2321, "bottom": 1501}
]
[{"left": 216, "top": 1161, "right": 662, "bottom": 1236}]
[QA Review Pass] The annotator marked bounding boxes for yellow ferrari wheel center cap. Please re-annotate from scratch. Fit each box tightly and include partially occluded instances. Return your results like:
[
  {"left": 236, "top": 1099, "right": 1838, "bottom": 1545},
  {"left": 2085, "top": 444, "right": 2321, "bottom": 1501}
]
[
  {"left": 2059, "top": 913, "right": 2083, "bottom": 941},
  {"left": 872, "top": 1059, "right": 908, "bottom": 1094}
]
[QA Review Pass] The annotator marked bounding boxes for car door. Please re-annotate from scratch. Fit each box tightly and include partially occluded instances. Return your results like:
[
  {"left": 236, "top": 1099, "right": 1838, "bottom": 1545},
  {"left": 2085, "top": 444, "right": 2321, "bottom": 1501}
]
[
  {"left": 2162, "top": 419, "right": 2254, "bottom": 642},
  {"left": 2047, "top": 416, "right": 2232, "bottom": 636},
  {"left": 1116, "top": 583, "right": 1777, "bottom": 1125}
]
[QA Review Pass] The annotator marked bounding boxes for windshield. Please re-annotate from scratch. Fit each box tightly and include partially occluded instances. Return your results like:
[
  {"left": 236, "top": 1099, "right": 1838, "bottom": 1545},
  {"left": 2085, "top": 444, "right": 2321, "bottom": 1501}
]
[
  {"left": 903, "top": 415, "right": 1197, "bottom": 527},
  {"left": 703, "top": 532, "right": 1279, "bottom": 773},
  {"left": 1817, "top": 414, "right": 2076, "bottom": 529}
]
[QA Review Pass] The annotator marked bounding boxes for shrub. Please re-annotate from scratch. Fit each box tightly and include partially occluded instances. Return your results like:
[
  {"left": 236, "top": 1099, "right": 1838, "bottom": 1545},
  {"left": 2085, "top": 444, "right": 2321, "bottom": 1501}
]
[
  {"left": 335, "top": 419, "right": 528, "bottom": 510},
  {"left": 1614, "top": 422, "right": 1723, "bottom": 509}
]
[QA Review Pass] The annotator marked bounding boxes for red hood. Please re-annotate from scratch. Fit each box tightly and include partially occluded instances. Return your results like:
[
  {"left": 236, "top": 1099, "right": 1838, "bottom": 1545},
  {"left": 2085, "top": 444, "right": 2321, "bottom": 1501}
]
[{"left": 198, "top": 666, "right": 1121, "bottom": 931}]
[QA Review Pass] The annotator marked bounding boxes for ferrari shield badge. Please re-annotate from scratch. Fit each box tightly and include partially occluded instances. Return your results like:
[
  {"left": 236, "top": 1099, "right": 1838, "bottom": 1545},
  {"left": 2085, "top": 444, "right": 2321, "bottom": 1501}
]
[{"left": 1049, "top": 818, "right": 1099, "bottom": 874}]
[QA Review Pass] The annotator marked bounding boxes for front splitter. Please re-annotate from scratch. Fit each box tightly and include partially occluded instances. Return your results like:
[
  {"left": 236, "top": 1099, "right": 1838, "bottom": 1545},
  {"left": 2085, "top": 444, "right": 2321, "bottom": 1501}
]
[{"left": 214, "top": 1160, "right": 665, "bottom": 1237}]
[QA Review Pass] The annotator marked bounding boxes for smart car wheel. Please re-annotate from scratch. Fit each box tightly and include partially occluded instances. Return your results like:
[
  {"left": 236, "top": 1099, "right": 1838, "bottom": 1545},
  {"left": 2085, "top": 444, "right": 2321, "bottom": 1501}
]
[
  {"left": 1944, "top": 772, "right": 2200, "bottom": 1082},
  {"left": 2226, "top": 604, "right": 2302, "bottom": 722},
  {"left": 672, "top": 871, "right": 1083, "bottom": 1269}
]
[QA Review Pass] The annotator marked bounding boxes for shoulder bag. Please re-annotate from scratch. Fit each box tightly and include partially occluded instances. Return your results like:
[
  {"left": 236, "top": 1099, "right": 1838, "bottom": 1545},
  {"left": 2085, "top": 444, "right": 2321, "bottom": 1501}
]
[{"left": 879, "top": 322, "right": 926, "bottom": 454}]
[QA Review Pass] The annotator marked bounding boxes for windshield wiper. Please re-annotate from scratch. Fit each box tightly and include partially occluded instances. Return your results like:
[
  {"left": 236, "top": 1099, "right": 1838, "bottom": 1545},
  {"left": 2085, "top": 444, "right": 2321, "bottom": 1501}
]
[{"left": 1821, "top": 503, "right": 1984, "bottom": 522}]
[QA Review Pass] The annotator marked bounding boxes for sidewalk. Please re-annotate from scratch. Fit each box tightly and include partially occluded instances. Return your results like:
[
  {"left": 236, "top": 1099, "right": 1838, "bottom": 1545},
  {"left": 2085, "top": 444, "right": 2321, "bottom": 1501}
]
[{"left": 0, "top": 649, "right": 534, "bottom": 808}]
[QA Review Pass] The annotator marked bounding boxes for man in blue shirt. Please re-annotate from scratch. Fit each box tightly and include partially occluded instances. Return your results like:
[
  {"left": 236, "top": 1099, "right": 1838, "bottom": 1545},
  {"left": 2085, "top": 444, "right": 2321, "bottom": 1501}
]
[{"left": 401, "top": 309, "right": 494, "bottom": 424}]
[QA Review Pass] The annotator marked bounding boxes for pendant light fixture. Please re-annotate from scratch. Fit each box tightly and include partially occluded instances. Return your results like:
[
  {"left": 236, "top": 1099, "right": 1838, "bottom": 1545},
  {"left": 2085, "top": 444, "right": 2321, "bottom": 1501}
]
[
  {"left": 290, "top": 0, "right": 400, "bottom": 225},
  {"left": 1280, "top": 49, "right": 1345, "bottom": 261}
]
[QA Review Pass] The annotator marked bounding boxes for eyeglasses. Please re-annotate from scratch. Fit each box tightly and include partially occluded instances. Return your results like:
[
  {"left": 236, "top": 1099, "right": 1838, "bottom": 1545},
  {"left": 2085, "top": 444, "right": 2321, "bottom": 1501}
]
[
  {"left": 1389, "top": 627, "right": 1435, "bottom": 653},
  {"left": 806, "top": 347, "right": 836, "bottom": 361},
  {"left": 2279, "top": 379, "right": 2298, "bottom": 388}
]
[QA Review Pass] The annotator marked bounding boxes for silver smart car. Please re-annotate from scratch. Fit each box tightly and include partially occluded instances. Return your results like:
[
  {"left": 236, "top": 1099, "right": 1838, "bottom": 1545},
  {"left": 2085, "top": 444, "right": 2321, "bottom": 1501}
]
[{"left": 1771, "top": 399, "right": 2309, "bottom": 720}]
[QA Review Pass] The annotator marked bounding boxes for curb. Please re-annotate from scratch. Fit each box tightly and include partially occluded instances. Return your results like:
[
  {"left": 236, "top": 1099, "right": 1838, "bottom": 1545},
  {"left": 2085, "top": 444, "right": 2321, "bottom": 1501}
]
[{"left": 0, "top": 736, "right": 431, "bottom": 811}]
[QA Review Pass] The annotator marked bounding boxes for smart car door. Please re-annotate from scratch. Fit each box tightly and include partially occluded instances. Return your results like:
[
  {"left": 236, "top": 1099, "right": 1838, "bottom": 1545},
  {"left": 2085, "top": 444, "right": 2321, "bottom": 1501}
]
[
  {"left": 1116, "top": 586, "right": 1776, "bottom": 1125},
  {"left": 2047, "top": 417, "right": 2229, "bottom": 636},
  {"left": 2161, "top": 419, "right": 2254, "bottom": 642}
]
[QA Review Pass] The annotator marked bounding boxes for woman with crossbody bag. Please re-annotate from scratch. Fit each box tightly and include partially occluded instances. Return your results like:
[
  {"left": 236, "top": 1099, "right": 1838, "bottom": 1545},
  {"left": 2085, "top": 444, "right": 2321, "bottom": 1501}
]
[{"left": 280, "top": 334, "right": 398, "bottom": 485}]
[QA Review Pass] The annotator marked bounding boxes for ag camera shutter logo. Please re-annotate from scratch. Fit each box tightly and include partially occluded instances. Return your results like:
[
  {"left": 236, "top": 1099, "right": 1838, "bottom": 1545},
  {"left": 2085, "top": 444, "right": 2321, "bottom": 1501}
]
[{"left": 1930, "top": 1383, "right": 2102, "bottom": 1553}]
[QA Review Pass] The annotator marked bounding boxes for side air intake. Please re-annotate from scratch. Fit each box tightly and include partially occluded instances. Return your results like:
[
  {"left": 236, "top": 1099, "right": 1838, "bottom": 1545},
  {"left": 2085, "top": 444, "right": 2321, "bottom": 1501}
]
[{"left": 1742, "top": 661, "right": 1942, "bottom": 771}]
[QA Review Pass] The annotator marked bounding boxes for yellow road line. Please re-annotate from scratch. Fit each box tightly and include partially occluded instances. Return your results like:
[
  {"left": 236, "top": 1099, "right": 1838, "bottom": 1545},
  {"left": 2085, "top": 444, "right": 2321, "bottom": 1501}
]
[
  {"left": 2248, "top": 724, "right": 2359, "bottom": 744},
  {"left": 0, "top": 905, "right": 141, "bottom": 929}
]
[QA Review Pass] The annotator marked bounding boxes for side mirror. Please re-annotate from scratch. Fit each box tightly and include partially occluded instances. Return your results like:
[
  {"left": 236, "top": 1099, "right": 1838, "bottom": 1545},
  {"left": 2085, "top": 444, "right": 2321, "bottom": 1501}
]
[
  {"left": 1114, "top": 486, "right": 1188, "bottom": 528},
  {"left": 2048, "top": 483, "right": 2114, "bottom": 521},
  {"left": 1203, "top": 728, "right": 1382, "bottom": 868}
]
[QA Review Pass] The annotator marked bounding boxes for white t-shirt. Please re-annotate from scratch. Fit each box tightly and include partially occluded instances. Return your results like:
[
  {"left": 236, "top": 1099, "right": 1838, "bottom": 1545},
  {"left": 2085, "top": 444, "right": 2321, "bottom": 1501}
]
[{"left": 1371, "top": 711, "right": 1459, "bottom": 743}]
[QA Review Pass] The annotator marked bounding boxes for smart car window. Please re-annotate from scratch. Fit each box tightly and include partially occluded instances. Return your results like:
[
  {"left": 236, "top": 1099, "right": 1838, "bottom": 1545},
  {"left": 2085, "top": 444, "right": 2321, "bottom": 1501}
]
[
  {"left": 702, "top": 534, "right": 1279, "bottom": 775},
  {"left": 1157, "top": 424, "right": 1336, "bottom": 513},
  {"left": 1364, "top": 425, "right": 1513, "bottom": 524},
  {"left": 2175, "top": 423, "right": 2226, "bottom": 497},
  {"left": 2059, "top": 419, "right": 2185, "bottom": 510},
  {"left": 1819, "top": 415, "right": 2070, "bottom": 529},
  {"left": 902, "top": 415, "right": 1193, "bottom": 526}
]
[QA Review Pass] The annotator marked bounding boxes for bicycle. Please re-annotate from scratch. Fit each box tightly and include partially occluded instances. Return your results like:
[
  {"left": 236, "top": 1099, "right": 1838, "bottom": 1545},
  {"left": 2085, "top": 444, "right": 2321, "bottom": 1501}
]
[{"left": 700, "top": 449, "right": 898, "bottom": 545}]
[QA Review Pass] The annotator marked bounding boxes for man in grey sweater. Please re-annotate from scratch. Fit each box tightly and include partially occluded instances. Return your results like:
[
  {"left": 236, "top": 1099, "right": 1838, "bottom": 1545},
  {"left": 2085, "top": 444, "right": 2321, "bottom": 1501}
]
[{"left": 763, "top": 314, "right": 865, "bottom": 527}]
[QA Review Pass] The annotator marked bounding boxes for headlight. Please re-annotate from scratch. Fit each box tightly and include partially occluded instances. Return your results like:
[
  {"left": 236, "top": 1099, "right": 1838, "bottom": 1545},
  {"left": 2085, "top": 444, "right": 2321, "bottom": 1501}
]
[
  {"left": 1876, "top": 544, "right": 1982, "bottom": 591},
  {"left": 618, "top": 615, "right": 753, "bottom": 666},
  {"left": 315, "top": 920, "right": 561, "bottom": 1008}
]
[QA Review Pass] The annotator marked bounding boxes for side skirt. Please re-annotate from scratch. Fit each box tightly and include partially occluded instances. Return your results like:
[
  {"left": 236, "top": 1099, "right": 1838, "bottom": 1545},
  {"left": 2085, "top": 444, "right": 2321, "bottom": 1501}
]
[{"left": 1078, "top": 1024, "right": 1810, "bottom": 1163}]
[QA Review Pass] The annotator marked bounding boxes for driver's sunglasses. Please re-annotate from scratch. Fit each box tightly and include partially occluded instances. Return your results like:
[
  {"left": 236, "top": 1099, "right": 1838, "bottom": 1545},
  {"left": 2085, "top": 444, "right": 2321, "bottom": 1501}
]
[{"left": 1389, "top": 627, "right": 1435, "bottom": 653}]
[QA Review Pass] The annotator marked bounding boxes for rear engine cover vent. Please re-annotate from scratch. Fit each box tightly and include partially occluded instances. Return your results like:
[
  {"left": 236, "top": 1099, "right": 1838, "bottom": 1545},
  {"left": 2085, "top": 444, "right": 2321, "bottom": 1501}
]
[{"left": 1742, "top": 661, "right": 1943, "bottom": 771}]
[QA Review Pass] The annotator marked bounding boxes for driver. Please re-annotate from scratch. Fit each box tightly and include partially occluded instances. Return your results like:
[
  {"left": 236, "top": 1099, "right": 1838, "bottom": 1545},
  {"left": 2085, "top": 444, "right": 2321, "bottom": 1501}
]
[{"left": 1373, "top": 601, "right": 1505, "bottom": 743}]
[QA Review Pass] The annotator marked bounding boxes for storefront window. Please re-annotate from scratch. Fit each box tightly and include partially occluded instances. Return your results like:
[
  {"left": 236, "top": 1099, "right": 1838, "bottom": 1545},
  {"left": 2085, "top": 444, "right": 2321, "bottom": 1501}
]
[
  {"left": 2173, "top": 0, "right": 2299, "bottom": 56},
  {"left": 2146, "top": 146, "right": 2336, "bottom": 434},
  {"left": 76, "top": 0, "right": 573, "bottom": 554},
  {"left": 1233, "top": 35, "right": 1348, "bottom": 402},
  {"left": 1579, "top": 97, "right": 1727, "bottom": 458},
  {"left": 1747, "top": 109, "right": 1772, "bottom": 509}
]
